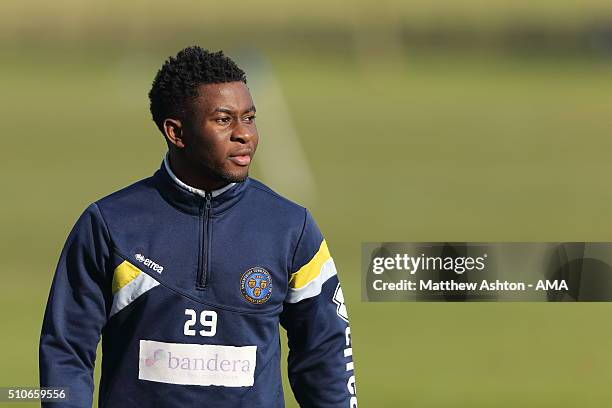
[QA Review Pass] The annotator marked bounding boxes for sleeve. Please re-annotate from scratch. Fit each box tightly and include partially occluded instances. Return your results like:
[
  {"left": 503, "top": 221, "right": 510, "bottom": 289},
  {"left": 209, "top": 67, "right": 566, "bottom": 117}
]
[
  {"left": 280, "top": 209, "right": 358, "bottom": 408},
  {"left": 39, "top": 203, "right": 112, "bottom": 408}
]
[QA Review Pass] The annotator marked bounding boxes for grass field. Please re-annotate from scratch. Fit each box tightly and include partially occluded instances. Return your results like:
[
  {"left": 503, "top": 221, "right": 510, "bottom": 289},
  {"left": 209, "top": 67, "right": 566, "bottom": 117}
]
[
  {"left": 2, "top": 46, "right": 612, "bottom": 406},
  {"left": 4, "top": 0, "right": 612, "bottom": 36}
]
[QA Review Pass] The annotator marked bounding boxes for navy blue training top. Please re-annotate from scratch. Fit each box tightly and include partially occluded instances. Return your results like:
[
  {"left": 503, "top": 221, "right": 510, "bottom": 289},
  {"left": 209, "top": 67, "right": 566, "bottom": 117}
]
[{"left": 40, "top": 163, "right": 357, "bottom": 408}]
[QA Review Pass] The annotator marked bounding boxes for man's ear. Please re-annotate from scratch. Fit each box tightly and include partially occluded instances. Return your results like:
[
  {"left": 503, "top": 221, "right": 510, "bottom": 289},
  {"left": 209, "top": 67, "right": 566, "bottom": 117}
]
[{"left": 163, "top": 118, "right": 186, "bottom": 148}]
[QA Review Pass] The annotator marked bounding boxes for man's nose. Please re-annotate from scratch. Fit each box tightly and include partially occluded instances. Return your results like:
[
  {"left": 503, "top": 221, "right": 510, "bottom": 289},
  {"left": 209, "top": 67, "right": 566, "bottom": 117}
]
[{"left": 231, "top": 122, "right": 255, "bottom": 144}]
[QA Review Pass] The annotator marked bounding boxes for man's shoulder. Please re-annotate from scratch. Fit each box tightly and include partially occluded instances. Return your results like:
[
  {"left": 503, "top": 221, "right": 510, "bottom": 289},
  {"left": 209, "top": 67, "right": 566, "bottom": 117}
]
[
  {"left": 94, "top": 175, "right": 157, "bottom": 209},
  {"left": 245, "top": 178, "right": 308, "bottom": 222},
  {"left": 247, "top": 178, "right": 307, "bottom": 213}
]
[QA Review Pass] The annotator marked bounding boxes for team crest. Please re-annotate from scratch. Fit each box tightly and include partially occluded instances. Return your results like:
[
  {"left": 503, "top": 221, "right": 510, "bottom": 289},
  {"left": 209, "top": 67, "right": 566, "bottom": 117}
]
[{"left": 240, "top": 267, "right": 273, "bottom": 304}]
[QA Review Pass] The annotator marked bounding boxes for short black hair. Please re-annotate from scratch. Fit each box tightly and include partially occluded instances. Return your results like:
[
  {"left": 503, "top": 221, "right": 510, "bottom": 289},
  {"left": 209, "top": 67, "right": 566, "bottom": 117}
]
[{"left": 148, "top": 46, "right": 247, "bottom": 132}]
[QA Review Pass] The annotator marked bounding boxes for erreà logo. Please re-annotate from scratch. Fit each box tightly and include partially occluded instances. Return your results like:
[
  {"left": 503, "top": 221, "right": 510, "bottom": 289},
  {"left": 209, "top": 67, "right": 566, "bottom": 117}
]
[
  {"left": 135, "top": 253, "right": 164, "bottom": 274},
  {"left": 332, "top": 283, "right": 349, "bottom": 322}
]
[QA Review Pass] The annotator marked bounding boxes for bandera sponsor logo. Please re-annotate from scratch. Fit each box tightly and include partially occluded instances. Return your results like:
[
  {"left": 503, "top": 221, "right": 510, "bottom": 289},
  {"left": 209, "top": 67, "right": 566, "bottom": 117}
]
[
  {"left": 143, "top": 348, "right": 252, "bottom": 373},
  {"left": 139, "top": 340, "right": 257, "bottom": 387},
  {"left": 145, "top": 349, "right": 167, "bottom": 366},
  {"left": 134, "top": 253, "right": 164, "bottom": 274},
  {"left": 240, "top": 267, "right": 273, "bottom": 304}
]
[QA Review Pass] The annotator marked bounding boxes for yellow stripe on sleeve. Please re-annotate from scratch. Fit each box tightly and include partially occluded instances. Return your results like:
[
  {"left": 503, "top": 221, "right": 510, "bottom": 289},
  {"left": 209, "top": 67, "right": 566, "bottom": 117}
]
[
  {"left": 112, "top": 261, "right": 141, "bottom": 294},
  {"left": 289, "top": 240, "right": 331, "bottom": 289}
]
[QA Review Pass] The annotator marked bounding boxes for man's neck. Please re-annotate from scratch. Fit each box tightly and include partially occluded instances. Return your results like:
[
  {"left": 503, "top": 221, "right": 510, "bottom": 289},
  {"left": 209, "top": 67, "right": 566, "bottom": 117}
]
[{"left": 164, "top": 153, "right": 235, "bottom": 198}]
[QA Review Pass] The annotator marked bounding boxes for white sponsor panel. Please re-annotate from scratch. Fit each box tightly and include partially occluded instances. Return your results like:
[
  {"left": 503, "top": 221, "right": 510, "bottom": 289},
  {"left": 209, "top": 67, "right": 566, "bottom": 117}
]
[{"left": 139, "top": 340, "right": 257, "bottom": 387}]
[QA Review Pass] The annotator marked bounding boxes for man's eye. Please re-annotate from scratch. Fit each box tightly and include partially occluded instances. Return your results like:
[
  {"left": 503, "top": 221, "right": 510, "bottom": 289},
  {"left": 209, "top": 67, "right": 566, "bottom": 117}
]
[
  {"left": 216, "top": 117, "right": 231, "bottom": 124},
  {"left": 243, "top": 115, "right": 256, "bottom": 123}
]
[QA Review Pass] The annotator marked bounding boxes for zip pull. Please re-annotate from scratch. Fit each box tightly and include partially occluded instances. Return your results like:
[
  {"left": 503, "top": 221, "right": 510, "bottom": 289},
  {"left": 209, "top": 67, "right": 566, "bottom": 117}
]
[{"left": 205, "top": 192, "right": 212, "bottom": 211}]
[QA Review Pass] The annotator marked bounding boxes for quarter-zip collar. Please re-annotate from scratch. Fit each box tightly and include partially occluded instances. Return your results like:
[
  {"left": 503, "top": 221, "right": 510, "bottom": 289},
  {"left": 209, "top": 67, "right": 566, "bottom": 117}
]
[
  {"left": 163, "top": 153, "right": 236, "bottom": 198},
  {"left": 153, "top": 158, "right": 250, "bottom": 216}
]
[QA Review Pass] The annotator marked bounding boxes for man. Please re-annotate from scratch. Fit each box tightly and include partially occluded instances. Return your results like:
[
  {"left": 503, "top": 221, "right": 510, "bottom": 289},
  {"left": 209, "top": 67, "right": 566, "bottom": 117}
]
[{"left": 40, "top": 46, "right": 357, "bottom": 408}]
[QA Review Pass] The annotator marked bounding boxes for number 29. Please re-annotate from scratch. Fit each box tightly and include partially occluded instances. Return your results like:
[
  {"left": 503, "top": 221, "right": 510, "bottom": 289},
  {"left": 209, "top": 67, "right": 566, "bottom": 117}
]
[{"left": 184, "top": 309, "right": 217, "bottom": 337}]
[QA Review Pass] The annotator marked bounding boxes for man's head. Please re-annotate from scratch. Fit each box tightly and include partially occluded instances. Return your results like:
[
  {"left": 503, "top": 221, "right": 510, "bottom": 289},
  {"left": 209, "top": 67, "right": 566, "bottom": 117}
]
[{"left": 149, "top": 46, "right": 258, "bottom": 190}]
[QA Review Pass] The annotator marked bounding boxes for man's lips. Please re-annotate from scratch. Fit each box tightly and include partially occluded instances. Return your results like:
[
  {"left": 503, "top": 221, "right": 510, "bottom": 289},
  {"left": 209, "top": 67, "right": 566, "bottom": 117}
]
[{"left": 229, "top": 153, "right": 252, "bottom": 166}]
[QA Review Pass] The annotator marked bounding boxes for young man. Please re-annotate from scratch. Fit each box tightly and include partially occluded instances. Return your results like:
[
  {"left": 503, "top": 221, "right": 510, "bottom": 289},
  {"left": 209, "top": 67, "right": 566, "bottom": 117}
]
[{"left": 40, "top": 46, "right": 357, "bottom": 407}]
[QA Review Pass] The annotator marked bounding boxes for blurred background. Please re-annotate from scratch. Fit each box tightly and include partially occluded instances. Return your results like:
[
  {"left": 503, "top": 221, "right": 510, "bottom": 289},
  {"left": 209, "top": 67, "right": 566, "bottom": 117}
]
[{"left": 2, "top": 0, "right": 612, "bottom": 406}]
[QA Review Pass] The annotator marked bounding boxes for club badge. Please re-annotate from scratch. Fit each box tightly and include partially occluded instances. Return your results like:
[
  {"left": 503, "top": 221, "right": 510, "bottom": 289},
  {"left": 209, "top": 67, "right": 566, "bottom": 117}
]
[{"left": 240, "top": 267, "right": 273, "bottom": 304}]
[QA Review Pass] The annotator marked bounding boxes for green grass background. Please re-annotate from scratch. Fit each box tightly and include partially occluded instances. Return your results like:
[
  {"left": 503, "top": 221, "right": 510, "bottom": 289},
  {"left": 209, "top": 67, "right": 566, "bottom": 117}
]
[{"left": 2, "top": 12, "right": 612, "bottom": 406}]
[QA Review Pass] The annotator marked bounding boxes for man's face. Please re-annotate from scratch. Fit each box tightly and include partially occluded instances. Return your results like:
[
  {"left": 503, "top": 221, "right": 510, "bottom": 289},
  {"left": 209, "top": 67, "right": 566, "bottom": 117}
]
[{"left": 181, "top": 81, "right": 258, "bottom": 185}]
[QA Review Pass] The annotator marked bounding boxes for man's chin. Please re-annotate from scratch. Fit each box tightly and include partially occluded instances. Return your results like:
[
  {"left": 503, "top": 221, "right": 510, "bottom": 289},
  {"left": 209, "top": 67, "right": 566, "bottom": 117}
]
[{"left": 219, "top": 170, "right": 249, "bottom": 184}]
